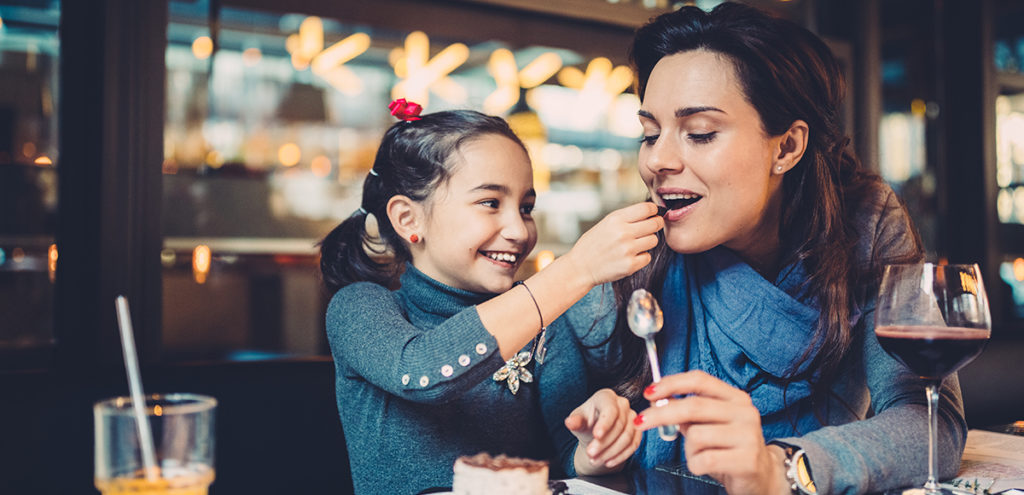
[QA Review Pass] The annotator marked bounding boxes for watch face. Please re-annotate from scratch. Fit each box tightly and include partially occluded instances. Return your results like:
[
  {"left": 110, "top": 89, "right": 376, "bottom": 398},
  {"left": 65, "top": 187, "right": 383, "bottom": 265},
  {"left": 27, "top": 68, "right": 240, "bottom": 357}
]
[{"left": 795, "top": 453, "right": 815, "bottom": 493}]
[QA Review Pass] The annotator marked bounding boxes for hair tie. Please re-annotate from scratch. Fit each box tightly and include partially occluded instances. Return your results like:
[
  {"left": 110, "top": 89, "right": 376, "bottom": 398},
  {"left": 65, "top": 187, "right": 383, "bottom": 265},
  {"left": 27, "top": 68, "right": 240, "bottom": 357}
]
[
  {"left": 358, "top": 207, "right": 368, "bottom": 215},
  {"left": 368, "top": 168, "right": 379, "bottom": 177},
  {"left": 389, "top": 98, "right": 422, "bottom": 121}
]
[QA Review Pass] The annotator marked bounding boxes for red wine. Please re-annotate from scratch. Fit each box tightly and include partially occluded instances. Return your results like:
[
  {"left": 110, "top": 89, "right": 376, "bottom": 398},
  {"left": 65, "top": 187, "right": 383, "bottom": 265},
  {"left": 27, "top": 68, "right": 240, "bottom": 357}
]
[{"left": 876, "top": 325, "right": 990, "bottom": 381}]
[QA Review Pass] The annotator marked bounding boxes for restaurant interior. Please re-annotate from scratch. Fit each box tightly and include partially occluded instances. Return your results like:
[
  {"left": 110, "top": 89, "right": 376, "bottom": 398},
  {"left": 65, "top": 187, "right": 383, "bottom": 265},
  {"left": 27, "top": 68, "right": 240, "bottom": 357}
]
[{"left": 1, "top": 0, "right": 1023, "bottom": 492}]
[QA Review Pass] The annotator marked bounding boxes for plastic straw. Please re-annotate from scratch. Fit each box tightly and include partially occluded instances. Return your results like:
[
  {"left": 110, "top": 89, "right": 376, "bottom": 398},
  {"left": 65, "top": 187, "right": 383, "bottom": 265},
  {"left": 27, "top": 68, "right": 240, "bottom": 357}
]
[{"left": 115, "top": 295, "right": 159, "bottom": 481}]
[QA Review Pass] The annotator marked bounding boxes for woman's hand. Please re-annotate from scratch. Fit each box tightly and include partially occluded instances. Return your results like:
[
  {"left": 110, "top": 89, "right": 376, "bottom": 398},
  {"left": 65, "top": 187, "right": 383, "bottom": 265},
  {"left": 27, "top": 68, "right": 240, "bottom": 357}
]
[
  {"left": 563, "top": 202, "right": 663, "bottom": 287},
  {"left": 635, "top": 371, "right": 790, "bottom": 495},
  {"left": 565, "top": 388, "right": 643, "bottom": 476}
]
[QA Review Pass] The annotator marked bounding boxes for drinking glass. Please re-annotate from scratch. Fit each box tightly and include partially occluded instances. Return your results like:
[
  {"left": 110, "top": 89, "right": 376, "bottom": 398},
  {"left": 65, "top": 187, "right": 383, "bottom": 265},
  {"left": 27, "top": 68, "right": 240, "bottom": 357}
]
[
  {"left": 876, "top": 263, "right": 991, "bottom": 495},
  {"left": 94, "top": 394, "right": 217, "bottom": 495}
]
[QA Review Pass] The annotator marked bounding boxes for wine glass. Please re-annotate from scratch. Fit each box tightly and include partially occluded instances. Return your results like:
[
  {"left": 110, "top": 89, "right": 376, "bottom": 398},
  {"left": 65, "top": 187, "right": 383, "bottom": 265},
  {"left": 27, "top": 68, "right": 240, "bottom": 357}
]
[{"left": 876, "top": 263, "right": 991, "bottom": 495}]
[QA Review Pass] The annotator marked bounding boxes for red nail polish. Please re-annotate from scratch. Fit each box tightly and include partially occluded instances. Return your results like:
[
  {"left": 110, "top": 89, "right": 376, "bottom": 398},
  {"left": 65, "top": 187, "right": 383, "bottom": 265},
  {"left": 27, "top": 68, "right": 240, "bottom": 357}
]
[
  {"left": 644, "top": 384, "right": 656, "bottom": 396},
  {"left": 633, "top": 414, "right": 644, "bottom": 426}
]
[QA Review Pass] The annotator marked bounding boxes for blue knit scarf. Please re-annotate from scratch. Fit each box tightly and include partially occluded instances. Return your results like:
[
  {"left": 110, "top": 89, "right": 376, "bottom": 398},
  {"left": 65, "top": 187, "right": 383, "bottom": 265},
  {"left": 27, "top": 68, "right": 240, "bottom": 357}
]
[{"left": 639, "top": 247, "right": 830, "bottom": 467}]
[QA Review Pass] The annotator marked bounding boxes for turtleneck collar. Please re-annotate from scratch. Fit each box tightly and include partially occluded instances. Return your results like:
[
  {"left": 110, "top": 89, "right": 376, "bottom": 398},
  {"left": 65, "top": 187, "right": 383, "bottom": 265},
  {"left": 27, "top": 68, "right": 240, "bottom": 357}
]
[{"left": 396, "top": 263, "right": 494, "bottom": 328}]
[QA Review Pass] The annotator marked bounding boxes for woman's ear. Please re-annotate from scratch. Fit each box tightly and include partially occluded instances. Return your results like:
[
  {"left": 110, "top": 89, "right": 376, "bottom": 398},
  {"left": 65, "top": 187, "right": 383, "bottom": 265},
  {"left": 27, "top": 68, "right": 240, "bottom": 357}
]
[
  {"left": 772, "top": 119, "right": 809, "bottom": 175},
  {"left": 386, "top": 195, "right": 424, "bottom": 243}
]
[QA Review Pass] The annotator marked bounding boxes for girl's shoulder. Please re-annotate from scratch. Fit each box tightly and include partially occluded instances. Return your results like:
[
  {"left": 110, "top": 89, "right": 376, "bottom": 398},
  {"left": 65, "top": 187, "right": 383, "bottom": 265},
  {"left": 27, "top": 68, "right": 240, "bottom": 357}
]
[{"left": 327, "top": 281, "right": 402, "bottom": 320}]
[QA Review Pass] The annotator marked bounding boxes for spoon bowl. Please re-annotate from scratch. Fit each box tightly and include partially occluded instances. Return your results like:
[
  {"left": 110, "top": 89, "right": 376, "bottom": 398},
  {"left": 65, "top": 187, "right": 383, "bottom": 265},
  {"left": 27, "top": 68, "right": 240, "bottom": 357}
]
[{"left": 627, "top": 289, "right": 664, "bottom": 338}]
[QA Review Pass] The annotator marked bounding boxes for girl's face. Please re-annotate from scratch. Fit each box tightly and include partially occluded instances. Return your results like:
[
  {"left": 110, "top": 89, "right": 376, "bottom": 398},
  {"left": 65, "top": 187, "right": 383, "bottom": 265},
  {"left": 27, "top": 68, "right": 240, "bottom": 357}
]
[
  {"left": 638, "top": 50, "right": 787, "bottom": 261},
  {"left": 413, "top": 134, "right": 537, "bottom": 294}
]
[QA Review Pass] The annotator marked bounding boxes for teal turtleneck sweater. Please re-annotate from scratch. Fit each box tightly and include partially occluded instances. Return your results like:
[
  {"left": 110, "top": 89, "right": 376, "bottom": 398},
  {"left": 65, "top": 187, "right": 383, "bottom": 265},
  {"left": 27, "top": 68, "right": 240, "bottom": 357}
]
[{"left": 326, "top": 264, "right": 617, "bottom": 495}]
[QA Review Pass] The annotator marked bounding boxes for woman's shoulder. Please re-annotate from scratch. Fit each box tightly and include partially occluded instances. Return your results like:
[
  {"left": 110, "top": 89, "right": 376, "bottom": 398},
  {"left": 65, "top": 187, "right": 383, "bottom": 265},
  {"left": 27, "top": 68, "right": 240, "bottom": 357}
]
[{"left": 848, "top": 181, "right": 922, "bottom": 266}]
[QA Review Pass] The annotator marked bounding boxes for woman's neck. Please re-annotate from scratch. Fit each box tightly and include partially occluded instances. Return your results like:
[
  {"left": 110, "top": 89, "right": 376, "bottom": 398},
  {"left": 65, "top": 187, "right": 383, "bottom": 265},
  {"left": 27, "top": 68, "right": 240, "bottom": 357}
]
[{"left": 725, "top": 192, "right": 784, "bottom": 282}]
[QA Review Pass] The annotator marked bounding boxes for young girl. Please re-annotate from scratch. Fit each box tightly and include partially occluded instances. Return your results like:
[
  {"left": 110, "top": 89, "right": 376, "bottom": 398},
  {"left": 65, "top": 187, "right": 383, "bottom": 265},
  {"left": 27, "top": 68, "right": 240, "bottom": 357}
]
[
  {"left": 320, "top": 105, "right": 661, "bottom": 494},
  {"left": 615, "top": 3, "right": 966, "bottom": 494}
]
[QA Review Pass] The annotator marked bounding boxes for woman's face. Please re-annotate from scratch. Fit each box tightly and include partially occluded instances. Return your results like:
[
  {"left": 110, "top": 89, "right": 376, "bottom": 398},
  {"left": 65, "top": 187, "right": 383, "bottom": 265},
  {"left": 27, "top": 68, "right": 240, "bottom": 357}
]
[
  {"left": 412, "top": 134, "right": 537, "bottom": 294},
  {"left": 638, "top": 50, "right": 789, "bottom": 261}
]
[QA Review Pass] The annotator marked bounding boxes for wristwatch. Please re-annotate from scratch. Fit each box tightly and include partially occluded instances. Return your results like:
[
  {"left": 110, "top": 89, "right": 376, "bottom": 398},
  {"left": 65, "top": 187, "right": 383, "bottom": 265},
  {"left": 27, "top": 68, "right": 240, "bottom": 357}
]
[{"left": 770, "top": 441, "right": 816, "bottom": 494}]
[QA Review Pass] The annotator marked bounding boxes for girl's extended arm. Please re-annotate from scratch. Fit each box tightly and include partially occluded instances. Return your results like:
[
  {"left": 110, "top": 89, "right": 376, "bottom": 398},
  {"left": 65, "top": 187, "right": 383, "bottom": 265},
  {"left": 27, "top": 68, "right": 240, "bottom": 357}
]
[{"left": 478, "top": 202, "right": 662, "bottom": 360}]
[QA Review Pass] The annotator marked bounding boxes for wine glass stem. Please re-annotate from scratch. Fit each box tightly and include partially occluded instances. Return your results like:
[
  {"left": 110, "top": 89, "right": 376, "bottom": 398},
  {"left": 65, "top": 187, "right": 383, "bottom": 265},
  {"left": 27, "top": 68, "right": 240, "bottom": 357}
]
[{"left": 924, "top": 381, "right": 941, "bottom": 493}]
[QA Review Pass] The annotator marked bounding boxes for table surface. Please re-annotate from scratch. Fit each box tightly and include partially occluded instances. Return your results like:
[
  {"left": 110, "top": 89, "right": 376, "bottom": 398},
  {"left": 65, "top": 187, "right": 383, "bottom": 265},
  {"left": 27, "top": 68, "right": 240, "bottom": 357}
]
[{"left": 576, "top": 464, "right": 725, "bottom": 495}]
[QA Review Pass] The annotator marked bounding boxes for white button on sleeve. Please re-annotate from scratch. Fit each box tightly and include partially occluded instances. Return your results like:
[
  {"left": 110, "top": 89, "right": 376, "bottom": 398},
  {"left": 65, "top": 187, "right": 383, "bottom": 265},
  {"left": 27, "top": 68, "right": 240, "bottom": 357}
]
[
  {"left": 401, "top": 374, "right": 410, "bottom": 385},
  {"left": 419, "top": 375, "right": 430, "bottom": 387},
  {"left": 441, "top": 365, "right": 453, "bottom": 377},
  {"left": 475, "top": 343, "right": 487, "bottom": 355},
  {"left": 458, "top": 354, "right": 470, "bottom": 366}
]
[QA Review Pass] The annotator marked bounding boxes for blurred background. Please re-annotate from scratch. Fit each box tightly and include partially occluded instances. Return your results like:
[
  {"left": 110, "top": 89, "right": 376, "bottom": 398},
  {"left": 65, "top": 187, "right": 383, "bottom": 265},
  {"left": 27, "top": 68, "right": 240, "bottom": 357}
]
[{"left": 1, "top": 0, "right": 1023, "bottom": 493}]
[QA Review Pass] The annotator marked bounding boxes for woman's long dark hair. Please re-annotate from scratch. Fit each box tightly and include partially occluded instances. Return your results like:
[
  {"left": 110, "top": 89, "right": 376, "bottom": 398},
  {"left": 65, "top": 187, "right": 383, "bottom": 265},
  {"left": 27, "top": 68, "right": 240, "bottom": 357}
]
[
  {"left": 319, "top": 110, "right": 526, "bottom": 294},
  {"left": 613, "top": 2, "right": 923, "bottom": 402}
]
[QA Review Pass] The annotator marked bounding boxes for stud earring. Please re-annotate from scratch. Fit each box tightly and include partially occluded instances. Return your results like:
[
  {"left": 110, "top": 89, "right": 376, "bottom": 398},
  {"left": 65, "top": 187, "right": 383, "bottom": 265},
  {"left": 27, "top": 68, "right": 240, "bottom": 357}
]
[
  {"left": 410, "top": 234, "right": 420, "bottom": 243},
  {"left": 776, "top": 166, "right": 784, "bottom": 173}
]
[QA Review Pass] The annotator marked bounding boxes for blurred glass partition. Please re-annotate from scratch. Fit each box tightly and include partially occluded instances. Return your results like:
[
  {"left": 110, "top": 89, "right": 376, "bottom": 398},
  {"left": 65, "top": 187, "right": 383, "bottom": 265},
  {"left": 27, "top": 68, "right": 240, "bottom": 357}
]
[
  {"left": 162, "top": 0, "right": 649, "bottom": 361},
  {"left": 0, "top": 2, "right": 60, "bottom": 366},
  {"left": 994, "top": 0, "right": 1024, "bottom": 322},
  {"left": 878, "top": 0, "right": 940, "bottom": 259}
]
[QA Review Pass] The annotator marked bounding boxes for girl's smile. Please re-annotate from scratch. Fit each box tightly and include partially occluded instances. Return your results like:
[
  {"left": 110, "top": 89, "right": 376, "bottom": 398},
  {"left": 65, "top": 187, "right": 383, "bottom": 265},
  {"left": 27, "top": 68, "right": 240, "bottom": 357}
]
[{"left": 410, "top": 134, "right": 537, "bottom": 294}]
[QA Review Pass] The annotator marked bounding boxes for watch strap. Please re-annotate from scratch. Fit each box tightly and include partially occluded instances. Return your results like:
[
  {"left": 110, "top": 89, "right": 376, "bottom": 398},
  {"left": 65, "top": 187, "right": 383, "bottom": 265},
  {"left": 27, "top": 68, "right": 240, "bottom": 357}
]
[{"left": 769, "top": 441, "right": 816, "bottom": 494}]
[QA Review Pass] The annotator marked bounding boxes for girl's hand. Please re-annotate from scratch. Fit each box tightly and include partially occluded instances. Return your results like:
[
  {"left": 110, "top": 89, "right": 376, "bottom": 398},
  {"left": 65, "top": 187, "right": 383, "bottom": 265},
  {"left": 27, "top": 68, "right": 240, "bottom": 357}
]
[
  {"left": 565, "top": 388, "right": 643, "bottom": 476},
  {"left": 635, "top": 371, "right": 790, "bottom": 495},
  {"left": 564, "top": 202, "right": 663, "bottom": 287}
]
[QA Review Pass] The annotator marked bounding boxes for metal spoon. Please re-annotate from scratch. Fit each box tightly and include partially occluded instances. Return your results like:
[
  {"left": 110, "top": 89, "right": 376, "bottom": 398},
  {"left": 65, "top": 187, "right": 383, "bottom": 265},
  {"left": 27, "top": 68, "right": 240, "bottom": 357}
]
[{"left": 627, "top": 289, "right": 679, "bottom": 441}]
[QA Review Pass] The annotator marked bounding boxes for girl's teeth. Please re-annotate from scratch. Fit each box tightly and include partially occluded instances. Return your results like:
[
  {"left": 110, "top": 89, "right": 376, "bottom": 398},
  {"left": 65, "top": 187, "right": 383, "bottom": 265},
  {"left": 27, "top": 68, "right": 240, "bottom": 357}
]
[
  {"left": 487, "top": 252, "right": 517, "bottom": 263},
  {"left": 661, "top": 193, "right": 700, "bottom": 200}
]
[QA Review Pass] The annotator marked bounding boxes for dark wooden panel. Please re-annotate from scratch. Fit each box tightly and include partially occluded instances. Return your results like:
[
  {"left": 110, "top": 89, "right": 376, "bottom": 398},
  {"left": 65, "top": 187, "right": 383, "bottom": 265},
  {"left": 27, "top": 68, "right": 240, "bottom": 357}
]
[{"left": 0, "top": 359, "right": 352, "bottom": 495}]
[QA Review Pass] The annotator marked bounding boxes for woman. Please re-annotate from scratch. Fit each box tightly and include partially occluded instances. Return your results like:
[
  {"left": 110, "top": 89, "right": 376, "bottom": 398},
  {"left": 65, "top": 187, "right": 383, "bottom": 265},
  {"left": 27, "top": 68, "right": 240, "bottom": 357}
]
[{"left": 615, "top": 3, "right": 967, "bottom": 494}]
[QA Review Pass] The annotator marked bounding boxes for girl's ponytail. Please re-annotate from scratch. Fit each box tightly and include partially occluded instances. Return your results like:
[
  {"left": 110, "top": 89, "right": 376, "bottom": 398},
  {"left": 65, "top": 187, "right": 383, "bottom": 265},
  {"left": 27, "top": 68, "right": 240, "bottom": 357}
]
[{"left": 319, "top": 208, "right": 397, "bottom": 294}]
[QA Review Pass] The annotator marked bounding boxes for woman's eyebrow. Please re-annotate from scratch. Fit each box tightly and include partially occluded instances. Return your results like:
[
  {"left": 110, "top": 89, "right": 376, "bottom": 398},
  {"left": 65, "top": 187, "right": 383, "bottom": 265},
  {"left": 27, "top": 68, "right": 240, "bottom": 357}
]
[{"left": 637, "top": 106, "right": 726, "bottom": 120}]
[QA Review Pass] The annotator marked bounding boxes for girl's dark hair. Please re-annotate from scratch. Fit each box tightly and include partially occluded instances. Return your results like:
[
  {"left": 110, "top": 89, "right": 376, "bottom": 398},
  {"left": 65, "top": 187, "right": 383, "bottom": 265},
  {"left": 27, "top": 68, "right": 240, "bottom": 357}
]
[
  {"left": 319, "top": 110, "right": 526, "bottom": 294},
  {"left": 613, "top": 2, "right": 923, "bottom": 402}
]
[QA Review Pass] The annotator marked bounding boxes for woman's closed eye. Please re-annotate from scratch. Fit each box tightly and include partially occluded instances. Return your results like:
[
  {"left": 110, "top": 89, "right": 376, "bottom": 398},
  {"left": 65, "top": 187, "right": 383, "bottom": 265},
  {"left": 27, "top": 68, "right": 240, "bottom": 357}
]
[
  {"left": 639, "top": 134, "right": 659, "bottom": 146},
  {"left": 688, "top": 131, "right": 716, "bottom": 144}
]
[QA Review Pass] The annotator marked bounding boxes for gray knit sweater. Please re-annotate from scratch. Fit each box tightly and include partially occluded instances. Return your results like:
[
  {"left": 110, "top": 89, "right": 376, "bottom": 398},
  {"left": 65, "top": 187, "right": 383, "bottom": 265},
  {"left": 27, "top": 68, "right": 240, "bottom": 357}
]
[{"left": 326, "top": 264, "right": 617, "bottom": 494}]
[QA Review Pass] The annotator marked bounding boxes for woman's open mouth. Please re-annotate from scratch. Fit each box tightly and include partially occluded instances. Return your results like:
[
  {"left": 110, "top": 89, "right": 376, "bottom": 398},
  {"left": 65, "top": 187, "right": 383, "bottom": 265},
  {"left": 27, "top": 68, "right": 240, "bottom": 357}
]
[{"left": 661, "top": 192, "right": 702, "bottom": 212}]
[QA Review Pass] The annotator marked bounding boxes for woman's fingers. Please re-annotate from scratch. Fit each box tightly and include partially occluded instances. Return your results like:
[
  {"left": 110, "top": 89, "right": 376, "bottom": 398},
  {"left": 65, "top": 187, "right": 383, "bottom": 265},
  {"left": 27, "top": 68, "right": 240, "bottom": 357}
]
[
  {"left": 636, "top": 394, "right": 754, "bottom": 432},
  {"left": 644, "top": 370, "right": 750, "bottom": 403},
  {"left": 681, "top": 423, "right": 763, "bottom": 455}
]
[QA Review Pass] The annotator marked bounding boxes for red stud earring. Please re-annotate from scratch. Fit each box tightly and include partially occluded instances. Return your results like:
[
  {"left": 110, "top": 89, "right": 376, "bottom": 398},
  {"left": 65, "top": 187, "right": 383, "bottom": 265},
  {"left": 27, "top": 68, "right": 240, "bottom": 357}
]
[{"left": 410, "top": 234, "right": 420, "bottom": 243}]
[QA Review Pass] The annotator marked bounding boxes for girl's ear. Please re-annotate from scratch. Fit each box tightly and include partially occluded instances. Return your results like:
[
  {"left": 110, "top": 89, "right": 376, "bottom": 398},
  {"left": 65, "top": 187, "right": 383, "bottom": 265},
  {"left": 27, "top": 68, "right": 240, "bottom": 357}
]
[
  {"left": 772, "top": 119, "right": 809, "bottom": 175},
  {"left": 386, "top": 195, "right": 424, "bottom": 242}
]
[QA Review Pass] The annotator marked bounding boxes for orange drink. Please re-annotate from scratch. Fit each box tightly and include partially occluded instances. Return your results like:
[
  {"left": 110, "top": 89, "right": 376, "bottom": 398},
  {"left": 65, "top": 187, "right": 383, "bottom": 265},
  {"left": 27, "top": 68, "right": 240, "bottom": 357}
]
[
  {"left": 94, "top": 394, "right": 217, "bottom": 495},
  {"left": 95, "top": 468, "right": 215, "bottom": 495}
]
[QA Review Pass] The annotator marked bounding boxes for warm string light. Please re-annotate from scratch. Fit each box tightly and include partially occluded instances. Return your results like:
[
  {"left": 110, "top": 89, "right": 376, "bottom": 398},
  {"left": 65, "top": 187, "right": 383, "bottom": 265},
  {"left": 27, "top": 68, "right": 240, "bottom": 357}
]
[
  {"left": 192, "top": 36, "right": 213, "bottom": 60},
  {"left": 285, "top": 17, "right": 370, "bottom": 95},
  {"left": 484, "top": 49, "right": 562, "bottom": 115},
  {"left": 535, "top": 250, "right": 556, "bottom": 272},
  {"left": 278, "top": 143, "right": 301, "bottom": 167},
  {"left": 193, "top": 245, "right": 211, "bottom": 284},
  {"left": 48, "top": 244, "right": 58, "bottom": 283},
  {"left": 391, "top": 31, "right": 469, "bottom": 106}
]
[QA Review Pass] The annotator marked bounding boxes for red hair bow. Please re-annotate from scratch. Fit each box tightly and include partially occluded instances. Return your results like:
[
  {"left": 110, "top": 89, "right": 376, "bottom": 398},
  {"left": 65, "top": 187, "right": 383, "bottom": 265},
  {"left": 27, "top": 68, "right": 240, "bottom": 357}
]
[{"left": 388, "top": 98, "right": 423, "bottom": 121}]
